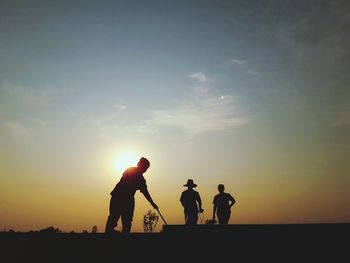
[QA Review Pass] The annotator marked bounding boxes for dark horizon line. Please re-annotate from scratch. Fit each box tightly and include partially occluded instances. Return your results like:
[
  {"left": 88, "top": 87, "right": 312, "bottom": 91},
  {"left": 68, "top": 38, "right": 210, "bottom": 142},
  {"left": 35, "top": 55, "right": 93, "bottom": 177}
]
[{"left": 2, "top": 222, "right": 350, "bottom": 233}]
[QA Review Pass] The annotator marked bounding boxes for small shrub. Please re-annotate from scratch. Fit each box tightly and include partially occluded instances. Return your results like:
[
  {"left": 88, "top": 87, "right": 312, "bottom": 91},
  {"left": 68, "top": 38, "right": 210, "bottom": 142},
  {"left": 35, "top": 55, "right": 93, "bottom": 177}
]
[{"left": 143, "top": 210, "right": 159, "bottom": 233}]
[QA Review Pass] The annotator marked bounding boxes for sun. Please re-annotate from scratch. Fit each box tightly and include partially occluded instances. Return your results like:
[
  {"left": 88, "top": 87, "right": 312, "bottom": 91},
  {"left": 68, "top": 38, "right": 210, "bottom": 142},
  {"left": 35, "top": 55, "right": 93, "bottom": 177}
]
[{"left": 113, "top": 151, "right": 140, "bottom": 173}]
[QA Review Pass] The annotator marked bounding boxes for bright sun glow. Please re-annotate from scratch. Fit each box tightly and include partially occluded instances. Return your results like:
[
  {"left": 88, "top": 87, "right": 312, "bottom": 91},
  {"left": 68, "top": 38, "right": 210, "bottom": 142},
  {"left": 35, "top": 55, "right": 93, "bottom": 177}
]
[{"left": 113, "top": 151, "right": 140, "bottom": 173}]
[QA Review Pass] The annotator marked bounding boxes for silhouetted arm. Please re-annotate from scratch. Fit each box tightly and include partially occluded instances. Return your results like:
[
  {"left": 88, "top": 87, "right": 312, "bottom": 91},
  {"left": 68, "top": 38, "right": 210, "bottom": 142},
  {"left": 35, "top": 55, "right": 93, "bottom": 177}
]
[
  {"left": 228, "top": 194, "right": 236, "bottom": 208},
  {"left": 197, "top": 193, "right": 204, "bottom": 213},
  {"left": 180, "top": 193, "right": 185, "bottom": 208},
  {"left": 213, "top": 197, "right": 217, "bottom": 220},
  {"left": 140, "top": 187, "right": 158, "bottom": 210}
]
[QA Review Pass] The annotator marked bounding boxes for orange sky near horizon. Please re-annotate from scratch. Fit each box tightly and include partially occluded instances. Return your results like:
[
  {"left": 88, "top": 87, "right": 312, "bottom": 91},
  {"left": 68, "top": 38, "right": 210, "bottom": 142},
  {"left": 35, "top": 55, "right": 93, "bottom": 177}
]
[{"left": 1, "top": 145, "right": 349, "bottom": 233}]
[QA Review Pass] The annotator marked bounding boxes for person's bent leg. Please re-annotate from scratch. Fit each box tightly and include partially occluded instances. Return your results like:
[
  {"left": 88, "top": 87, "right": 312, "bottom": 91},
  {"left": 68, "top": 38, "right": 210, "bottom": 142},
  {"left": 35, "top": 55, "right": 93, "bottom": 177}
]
[
  {"left": 105, "top": 196, "right": 121, "bottom": 233},
  {"left": 121, "top": 199, "right": 135, "bottom": 233},
  {"left": 105, "top": 215, "right": 119, "bottom": 233},
  {"left": 121, "top": 216, "right": 132, "bottom": 233}
]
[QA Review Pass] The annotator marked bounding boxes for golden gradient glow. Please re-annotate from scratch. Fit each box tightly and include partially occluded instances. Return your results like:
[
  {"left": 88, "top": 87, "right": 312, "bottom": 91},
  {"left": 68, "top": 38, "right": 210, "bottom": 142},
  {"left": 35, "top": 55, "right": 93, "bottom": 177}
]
[{"left": 113, "top": 151, "right": 140, "bottom": 173}]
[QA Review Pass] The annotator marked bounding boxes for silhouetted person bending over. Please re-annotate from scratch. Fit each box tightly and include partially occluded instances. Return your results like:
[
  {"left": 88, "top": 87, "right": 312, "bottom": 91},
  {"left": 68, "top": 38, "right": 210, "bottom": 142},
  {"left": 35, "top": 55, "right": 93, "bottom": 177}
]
[
  {"left": 180, "top": 179, "right": 204, "bottom": 225},
  {"left": 105, "top": 157, "right": 158, "bottom": 233},
  {"left": 212, "top": 184, "right": 235, "bottom": 225}
]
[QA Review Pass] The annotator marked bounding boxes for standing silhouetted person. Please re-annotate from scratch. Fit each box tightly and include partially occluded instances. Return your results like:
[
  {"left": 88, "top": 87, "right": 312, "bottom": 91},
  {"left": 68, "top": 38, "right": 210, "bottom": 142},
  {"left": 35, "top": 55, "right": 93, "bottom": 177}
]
[
  {"left": 212, "top": 184, "right": 235, "bottom": 225},
  {"left": 105, "top": 157, "right": 158, "bottom": 233},
  {"left": 180, "top": 179, "right": 204, "bottom": 225}
]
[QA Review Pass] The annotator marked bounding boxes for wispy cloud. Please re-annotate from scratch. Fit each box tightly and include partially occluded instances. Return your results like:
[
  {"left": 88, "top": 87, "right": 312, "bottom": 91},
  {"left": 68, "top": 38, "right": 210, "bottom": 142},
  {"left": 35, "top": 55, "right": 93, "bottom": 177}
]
[
  {"left": 142, "top": 74, "right": 250, "bottom": 137},
  {"left": 191, "top": 85, "right": 211, "bottom": 94},
  {"left": 3, "top": 118, "right": 48, "bottom": 141},
  {"left": 189, "top": 72, "right": 208, "bottom": 83},
  {"left": 146, "top": 96, "right": 248, "bottom": 136},
  {"left": 0, "top": 80, "right": 57, "bottom": 109},
  {"left": 114, "top": 104, "right": 127, "bottom": 111},
  {"left": 246, "top": 69, "right": 261, "bottom": 76},
  {"left": 333, "top": 107, "right": 350, "bottom": 127},
  {"left": 222, "top": 58, "right": 247, "bottom": 68},
  {"left": 229, "top": 58, "right": 247, "bottom": 65},
  {"left": 223, "top": 59, "right": 261, "bottom": 76},
  {"left": 5, "top": 121, "right": 31, "bottom": 138}
]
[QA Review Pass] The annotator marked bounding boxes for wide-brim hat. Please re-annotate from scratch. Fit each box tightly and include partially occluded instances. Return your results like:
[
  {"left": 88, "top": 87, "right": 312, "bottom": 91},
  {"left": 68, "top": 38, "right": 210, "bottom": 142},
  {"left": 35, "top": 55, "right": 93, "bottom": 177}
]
[{"left": 183, "top": 179, "right": 197, "bottom": 188}]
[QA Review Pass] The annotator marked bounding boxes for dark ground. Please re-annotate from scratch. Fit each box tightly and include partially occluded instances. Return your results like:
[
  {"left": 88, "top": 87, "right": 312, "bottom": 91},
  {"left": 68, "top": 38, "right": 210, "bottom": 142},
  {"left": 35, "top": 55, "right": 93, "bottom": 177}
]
[{"left": 1, "top": 223, "right": 349, "bottom": 262}]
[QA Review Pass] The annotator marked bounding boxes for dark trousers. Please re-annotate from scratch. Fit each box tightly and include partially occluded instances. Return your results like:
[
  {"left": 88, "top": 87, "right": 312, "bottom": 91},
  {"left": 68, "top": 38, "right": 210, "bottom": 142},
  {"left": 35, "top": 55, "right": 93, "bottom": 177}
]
[
  {"left": 217, "top": 210, "right": 231, "bottom": 225},
  {"left": 105, "top": 196, "right": 135, "bottom": 233},
  {"left": 185, "top": 211, "right": 198, "bottom": 225}
]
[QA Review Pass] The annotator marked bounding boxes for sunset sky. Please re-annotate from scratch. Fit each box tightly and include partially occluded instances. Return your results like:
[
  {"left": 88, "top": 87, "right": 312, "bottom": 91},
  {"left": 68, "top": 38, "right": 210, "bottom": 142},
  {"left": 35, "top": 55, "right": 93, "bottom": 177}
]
[{"left": 1, "top": 1, "right": 349, "bottom": 233}]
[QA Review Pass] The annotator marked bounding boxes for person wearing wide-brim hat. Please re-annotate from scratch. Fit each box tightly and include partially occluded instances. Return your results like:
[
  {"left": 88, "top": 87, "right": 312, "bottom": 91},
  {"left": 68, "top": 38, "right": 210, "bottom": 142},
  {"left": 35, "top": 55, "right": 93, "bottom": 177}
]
[
  {"left": 183, "top": 179, "right": 197, "bottom": 188},
  {"left": 180, "top": 179, "right": 204, "bottom": 225}
]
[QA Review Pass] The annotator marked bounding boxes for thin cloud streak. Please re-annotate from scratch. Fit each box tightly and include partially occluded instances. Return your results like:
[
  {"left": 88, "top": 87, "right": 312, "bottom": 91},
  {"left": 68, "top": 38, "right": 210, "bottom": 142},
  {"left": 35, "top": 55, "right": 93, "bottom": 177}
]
[
  {"left": 146, "top": 96, "right": 249, "bottom": 136},
  {"left": 229, "top": 59, "right": 247, "bottom": 65},
  {"left": 5, "top": 121, "right": 31, "bottom": 138},
  {"left": 148, "top": 98, "right": 248, "bottom": 134},
  {"left": 333, "top": 107, "right": 350, "bottom": 127},
  {"left": 246, "top": 70, "right": 261, "bottom": 76},
  {"left": 189, "top": 72, "right": 208, "bottom": 83},
  {"left": 222, "top": 58, "right": 247, "bottom": 68},
  {"left": 143, "top": 76, "right": 250, "bottom": 136},
  {"left": 114, "top": 104, "right": 127, "bottom": 111},
  {"left": 0, "top": 80, "right": 57, "bottom": 108},
  {"left": 191, "top": 85, "right": 211, "bottom": 94}
]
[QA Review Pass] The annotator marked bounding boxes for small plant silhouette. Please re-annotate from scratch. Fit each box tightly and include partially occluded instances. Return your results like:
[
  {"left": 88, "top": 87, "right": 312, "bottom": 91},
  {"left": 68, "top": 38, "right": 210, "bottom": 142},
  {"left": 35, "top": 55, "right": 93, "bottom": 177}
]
[
  {"left": 91, "top": 225, "right": 98, "bottom": 233},
  {"left": 205, "top": 219, "right": 217, "bottom": 225},
  {"left": 39, "top": 226, "right": 62, "bottom": 233},
  {"left": 143, "top": 210, "right": 159, "bottom": 233}
]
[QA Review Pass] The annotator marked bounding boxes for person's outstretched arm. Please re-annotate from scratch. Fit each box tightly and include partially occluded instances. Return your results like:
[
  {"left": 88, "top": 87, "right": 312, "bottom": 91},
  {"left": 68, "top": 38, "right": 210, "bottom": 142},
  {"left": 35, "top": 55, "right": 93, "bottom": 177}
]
[
  {"left": 229, "top": 194, "right": 236, "bottom": 208},
  {"left": 141, "top": 187, "right": 158, "bottom": 210}
]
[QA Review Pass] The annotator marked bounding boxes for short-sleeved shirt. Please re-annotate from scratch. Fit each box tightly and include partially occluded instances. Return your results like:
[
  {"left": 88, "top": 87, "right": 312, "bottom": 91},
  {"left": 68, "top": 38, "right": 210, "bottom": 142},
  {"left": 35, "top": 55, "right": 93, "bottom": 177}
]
[
  {"left": 180, "top": 189, "right": 201, "bottom": 213},
  {"left": 213, "top": 193, "right": 234, "bottom": 212},
  {"left": 110, "top": 167, "right": 147, "bottom": 200}
]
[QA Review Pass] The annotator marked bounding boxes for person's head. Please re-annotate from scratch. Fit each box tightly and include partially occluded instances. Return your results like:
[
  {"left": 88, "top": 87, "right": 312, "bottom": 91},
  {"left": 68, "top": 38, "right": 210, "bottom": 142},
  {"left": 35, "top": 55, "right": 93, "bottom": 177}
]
[
  {"left": 137, "top": 157, "right": 150, "bottom": 173},
  {"left": 218, "top": 184, "right": 225, "bottom": 193},
  {"left": 183, "top": 179, "right": 197, "bottom": 189}
]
